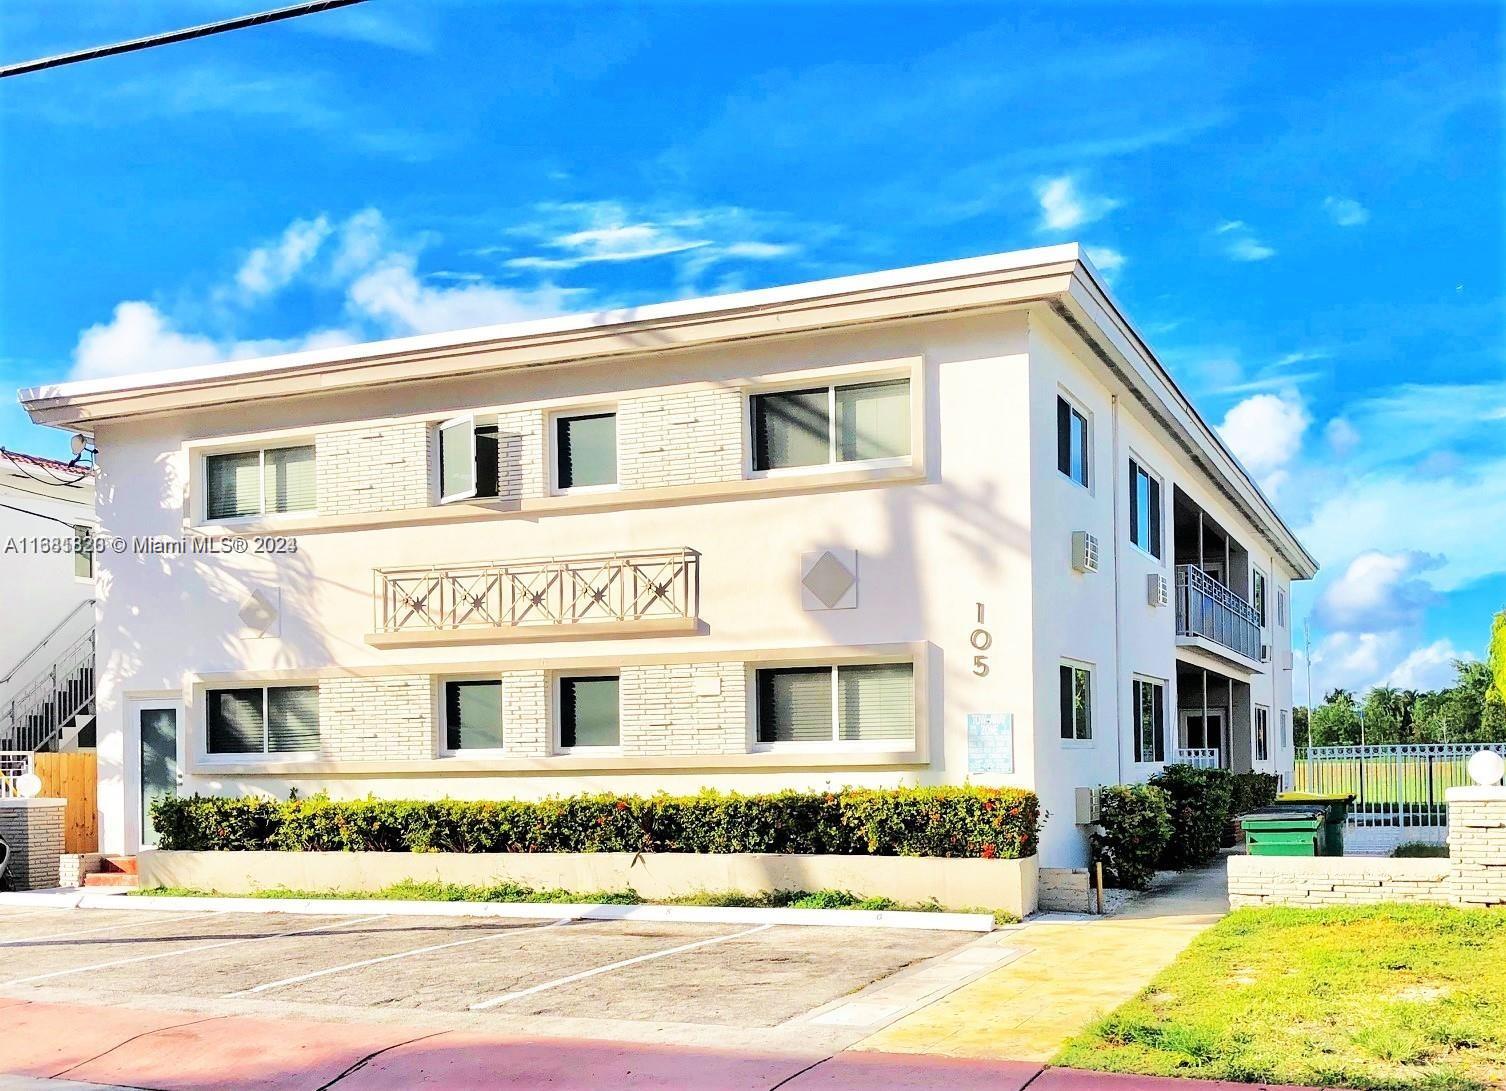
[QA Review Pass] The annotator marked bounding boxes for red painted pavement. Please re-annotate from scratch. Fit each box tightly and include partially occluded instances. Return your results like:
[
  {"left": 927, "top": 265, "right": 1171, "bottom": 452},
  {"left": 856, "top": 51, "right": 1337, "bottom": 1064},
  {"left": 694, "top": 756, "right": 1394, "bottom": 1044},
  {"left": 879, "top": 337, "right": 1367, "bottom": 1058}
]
[{"left": 0, "top": 1000, "right": 1328, "bottom": 1090}]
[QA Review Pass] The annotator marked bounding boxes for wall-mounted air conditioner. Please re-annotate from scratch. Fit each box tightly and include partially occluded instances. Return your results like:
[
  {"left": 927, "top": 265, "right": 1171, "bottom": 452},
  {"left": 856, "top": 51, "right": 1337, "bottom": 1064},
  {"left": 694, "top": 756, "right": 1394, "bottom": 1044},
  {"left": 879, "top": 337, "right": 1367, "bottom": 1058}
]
[
  {"left": 1147, "top": 573, "right": 1169, "bottom": 607},
  {"left": 1071, "top": 531, "right": 1099, "bottom": 574},
  {"left": 1260, "top": 643, "right": 1272, "bottom": 663}
]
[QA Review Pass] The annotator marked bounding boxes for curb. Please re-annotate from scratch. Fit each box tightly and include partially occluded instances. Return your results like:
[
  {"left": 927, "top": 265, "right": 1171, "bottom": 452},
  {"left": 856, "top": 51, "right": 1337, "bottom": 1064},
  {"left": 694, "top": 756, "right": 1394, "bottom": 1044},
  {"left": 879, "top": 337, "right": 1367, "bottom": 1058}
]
[{"left": 8, "top": 891, "right": 995, "bottom": 932}]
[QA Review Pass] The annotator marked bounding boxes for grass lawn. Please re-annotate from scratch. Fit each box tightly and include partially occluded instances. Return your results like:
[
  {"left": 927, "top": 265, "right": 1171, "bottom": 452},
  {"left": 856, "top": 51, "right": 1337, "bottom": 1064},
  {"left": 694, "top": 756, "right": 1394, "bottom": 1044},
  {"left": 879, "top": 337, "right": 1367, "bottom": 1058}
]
[
  {"left": 1055, "top": 905, "right": 1506, "bottom": 1091},
  {"left": 130, "top": 879, "right": 1018, "bottom": 924}
]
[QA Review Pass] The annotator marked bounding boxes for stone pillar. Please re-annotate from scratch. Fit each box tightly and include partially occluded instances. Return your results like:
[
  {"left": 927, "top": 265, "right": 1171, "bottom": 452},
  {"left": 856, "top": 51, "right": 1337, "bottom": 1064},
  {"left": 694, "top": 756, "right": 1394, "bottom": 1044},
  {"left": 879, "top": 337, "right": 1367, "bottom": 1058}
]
[
  {"left": 0, "top": 798, "right": 66, "bottom": 891},
  {"left": 1446, "top": 786, "right": 1506, "bottom": 908}
]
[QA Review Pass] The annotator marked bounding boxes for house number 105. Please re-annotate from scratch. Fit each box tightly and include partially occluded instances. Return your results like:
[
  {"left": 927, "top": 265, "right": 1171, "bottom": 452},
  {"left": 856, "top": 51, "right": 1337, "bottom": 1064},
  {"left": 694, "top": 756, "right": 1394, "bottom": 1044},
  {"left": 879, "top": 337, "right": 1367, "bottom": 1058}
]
[{"left": 971, "top": 602, "right": 992, "bottom": 676}]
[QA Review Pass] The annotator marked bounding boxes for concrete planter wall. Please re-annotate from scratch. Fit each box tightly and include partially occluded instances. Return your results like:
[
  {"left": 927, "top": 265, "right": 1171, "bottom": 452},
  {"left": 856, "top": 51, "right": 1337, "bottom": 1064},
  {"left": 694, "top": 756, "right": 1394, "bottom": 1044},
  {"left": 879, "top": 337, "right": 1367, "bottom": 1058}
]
[{"left": 138, "top": 849, "right": 1039, "bottom": 918}]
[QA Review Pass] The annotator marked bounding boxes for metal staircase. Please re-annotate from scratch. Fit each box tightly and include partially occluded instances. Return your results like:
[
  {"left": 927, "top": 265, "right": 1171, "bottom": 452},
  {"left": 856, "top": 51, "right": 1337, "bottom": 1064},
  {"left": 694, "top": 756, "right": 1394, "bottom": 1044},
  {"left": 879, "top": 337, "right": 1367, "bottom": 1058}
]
[{"left": 0, "top": 600, "right": 96, "bottom": 754}]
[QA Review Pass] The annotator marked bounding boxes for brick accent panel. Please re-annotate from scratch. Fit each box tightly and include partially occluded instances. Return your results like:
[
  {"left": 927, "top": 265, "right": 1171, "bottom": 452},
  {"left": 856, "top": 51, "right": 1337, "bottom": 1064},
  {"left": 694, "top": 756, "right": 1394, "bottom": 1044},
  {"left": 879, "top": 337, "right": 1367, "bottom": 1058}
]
[
  {"left": 60, "top": 852, "right": 104, "bottom": 888},
  {"left": 318, "top": 676, "right": 435, "bottom": 761},
  {"left": 496, "top": 410, "right": 545, "bottom": 503},
  {"left": 1447, "top": 787, "right": 1506, "bottom": 907},
  {"left": 620, "top": 662, "right": 747, "bottom": 757},
  {"left": 618, "top": 389, "right": 743, "bottom": 490},
  {"left": 316, "top": 422, "right": 433, "bottom": 515},
  {"left": 0, "top": 800, "right": 65, "bottom": 890},
  {"left": 502, "top": 670, "right": 549, "bottom": 756}
]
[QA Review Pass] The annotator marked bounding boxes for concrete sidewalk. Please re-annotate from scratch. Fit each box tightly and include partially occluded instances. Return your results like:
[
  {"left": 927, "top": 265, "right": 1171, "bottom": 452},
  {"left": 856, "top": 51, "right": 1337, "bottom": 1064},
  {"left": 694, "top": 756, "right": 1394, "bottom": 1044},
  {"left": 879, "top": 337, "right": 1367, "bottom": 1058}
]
[
  {"left": 862, "top": 862, "right": 1231, "bottom": 1061},
  {"left": 0, "top": 998, "right": 1320, "bottom": 1090}
]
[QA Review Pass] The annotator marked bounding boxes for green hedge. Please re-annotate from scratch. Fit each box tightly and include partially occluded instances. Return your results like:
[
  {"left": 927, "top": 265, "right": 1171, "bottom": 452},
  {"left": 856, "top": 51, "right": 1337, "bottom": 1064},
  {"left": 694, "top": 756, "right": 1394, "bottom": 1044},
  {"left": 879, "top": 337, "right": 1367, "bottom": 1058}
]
[
  {"left": 152, "top": 786, "right": 1042, "bottom": 860},
  {"left": 1091, "top": 784, "right": 1173, "bottom": 890},
  {"left": 1228, "top": 772, "right": 1280, "bottom": 817},
  {"left": 1150, "top": 765, "right": 1235, "bottom": 869}
]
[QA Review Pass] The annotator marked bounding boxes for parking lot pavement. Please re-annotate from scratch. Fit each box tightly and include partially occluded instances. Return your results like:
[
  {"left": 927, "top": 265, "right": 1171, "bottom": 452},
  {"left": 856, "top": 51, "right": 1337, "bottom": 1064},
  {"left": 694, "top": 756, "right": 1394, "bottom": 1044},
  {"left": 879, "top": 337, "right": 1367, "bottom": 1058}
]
[{"left": 0, "top": 905, "right": 975, "bottom": 1035}]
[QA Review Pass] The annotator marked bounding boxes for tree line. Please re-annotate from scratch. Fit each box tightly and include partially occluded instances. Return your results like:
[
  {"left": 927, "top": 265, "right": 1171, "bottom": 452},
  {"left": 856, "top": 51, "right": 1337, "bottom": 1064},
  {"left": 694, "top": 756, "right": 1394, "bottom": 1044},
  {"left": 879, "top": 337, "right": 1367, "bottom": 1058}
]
[{"left": 1295, "top": 611, "right": 1506, "bottom": 748}]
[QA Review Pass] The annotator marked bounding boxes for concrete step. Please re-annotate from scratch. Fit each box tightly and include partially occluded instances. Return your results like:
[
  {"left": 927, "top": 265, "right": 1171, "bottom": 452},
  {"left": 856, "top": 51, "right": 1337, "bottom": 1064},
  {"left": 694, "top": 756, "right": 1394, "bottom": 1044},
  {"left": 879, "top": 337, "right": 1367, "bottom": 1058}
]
[
  {"left": 83, "top": 873, "right": 139, "bottom": 888},
  {"left": 98, "top": 856, "right": 137, "bottom": 875}
]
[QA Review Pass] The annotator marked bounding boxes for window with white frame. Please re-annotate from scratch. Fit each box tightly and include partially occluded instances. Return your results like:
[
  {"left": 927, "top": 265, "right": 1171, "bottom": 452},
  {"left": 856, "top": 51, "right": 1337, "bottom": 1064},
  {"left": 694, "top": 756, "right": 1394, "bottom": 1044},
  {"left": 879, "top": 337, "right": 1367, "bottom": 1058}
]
[
  {"left": 1059, "top": 662, "right": 1093, "bottom": 742},
  {"left": 73, "top": 525, "right": 93, "bottom": 580},
  {"left": 443, "top": 679, "right": 503, "bottom": 752},
  {"left": 206, "top": 685, "right": 319, "bottom": 755},
  {"left": 1255, "top": 705, "right": 1270, "bottom": 762},
  {"left": 1056, "top": 395, "right": 1089, "bottom": 487},
  {"left": 1276, "top": 587, "right": 1288, "bottom": 628},
  {"left": 205, "top": 445, "right": 315, "bottom": 520},
  {"left": 438, "top": 416, "right": 500, "bottom": 503},
  {"left": 558, "top": 674, "right": 620, "bottom": 748},
  {"left": 1133, "top": 677, "right": 1166, "bottom": 762},
  {"left": 750, "top": 379, "right": 910, "bottom": 471},
  {"left": 1128, "top": 458, "right": 1162, "bottom": 559},
  {"left": 555, "top": 412, "right": 618, "bottom": 490},
  {"left": 1280, "top": 708, "right": 1289, "bottom": 750},
  {"left": 755, "top": 663, "right": 914, "bottom": 744},
  {"left": 1253, "top": 570, "right": 1268, "bottom": 627}
]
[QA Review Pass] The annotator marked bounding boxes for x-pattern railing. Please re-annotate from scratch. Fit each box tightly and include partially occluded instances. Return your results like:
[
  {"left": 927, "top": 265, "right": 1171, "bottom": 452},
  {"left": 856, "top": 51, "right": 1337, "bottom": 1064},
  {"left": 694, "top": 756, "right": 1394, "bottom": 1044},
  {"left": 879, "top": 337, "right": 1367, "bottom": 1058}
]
[{"left": 376, "top": 548, "right": 700, "bottom": 633}]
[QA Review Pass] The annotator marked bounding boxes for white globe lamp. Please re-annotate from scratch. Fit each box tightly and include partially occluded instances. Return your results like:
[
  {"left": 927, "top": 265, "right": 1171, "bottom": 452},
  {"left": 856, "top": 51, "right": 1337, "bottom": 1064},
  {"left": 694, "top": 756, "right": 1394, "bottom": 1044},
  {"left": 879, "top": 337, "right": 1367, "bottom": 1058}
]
[
  {"left": 1467, "top": 749, "right": 1505, "bottom": 788},
  {"left": 15, "top": 773, "right": 43, "bottom": 799}
]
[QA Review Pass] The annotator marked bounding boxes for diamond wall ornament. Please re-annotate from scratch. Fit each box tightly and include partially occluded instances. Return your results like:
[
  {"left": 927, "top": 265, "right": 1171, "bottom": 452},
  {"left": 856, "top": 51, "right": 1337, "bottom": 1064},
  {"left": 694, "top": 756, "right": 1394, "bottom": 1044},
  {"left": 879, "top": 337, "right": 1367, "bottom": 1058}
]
[
  {"left": 238, "top": 587, "right": 280, "bottom": 638},
  {"left": 800, "top": 549, "right": 858, "bottom": 610}
]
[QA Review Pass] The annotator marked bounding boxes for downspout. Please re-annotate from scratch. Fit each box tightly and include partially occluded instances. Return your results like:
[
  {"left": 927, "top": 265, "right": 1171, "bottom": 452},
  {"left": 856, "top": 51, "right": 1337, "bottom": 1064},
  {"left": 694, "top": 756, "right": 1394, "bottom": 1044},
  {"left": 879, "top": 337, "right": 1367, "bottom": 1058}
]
[{"left": 1110, "top": 395, "right": 1125, "bottom": 784}]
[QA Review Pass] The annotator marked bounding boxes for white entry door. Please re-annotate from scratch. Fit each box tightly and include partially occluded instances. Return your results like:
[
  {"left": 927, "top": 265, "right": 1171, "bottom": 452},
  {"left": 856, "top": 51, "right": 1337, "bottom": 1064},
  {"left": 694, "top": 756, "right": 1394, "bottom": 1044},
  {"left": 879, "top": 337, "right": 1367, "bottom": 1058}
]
[{"left": 1179, "top": 708, "right": 1225, "bottom": 753}]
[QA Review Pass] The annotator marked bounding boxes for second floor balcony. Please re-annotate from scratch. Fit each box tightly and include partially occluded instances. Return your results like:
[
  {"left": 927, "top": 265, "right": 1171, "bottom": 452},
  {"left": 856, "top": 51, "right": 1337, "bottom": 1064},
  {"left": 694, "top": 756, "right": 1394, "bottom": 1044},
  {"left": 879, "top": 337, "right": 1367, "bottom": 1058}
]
[
  {"left": 1176, "top": 563, "right": 1263, "bottom": 668},
  {"left": 368, "top": 548, "right": 701, "bottom": 648}
]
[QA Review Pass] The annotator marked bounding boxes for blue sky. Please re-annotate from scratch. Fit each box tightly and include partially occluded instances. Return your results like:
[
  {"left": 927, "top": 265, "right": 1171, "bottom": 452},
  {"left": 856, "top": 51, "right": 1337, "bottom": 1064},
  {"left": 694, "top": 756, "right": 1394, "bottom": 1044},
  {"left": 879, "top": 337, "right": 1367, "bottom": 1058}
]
[{"left": 1, "top": 1, "right": 1502, "bottom": 698}]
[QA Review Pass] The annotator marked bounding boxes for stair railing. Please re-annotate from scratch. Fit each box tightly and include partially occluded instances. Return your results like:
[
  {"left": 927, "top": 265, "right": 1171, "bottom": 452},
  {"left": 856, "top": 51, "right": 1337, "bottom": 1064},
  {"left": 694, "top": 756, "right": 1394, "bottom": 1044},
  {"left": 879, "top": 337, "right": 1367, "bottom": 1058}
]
[{"left": 0, "top": 628, "right": 95, "bottom": 753}]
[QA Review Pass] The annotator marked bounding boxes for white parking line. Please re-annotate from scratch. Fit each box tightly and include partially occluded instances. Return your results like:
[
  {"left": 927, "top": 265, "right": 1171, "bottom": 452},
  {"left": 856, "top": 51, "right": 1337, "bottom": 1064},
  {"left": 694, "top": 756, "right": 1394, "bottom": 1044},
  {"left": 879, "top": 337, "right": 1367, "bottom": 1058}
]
[
  {"left": 227, "top": 917, "right": 571, "bottom": 997},
  {"left": 468, "top": 922, "right": 774, "bottom": 1011},
  {"left": 0, "top": 912, "right": 202, "bottom": 945},
  {"left": 0, "top": 915, "right": 387, "bottom": 988}
]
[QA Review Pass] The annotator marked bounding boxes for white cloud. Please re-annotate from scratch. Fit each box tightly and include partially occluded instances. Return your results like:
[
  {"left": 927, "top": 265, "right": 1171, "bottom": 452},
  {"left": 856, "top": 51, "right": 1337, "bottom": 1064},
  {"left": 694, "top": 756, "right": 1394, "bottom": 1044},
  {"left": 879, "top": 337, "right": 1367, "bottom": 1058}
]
[
  {"left": 1323, "top": 196, "right": 1370, "bottom": 227},
  {"left": 71, "top": 301, "right": 353, "bottom": 380},
  {"left": 1315, "top": 551, "right": 1439, "bottom": 631},
  {"left": 346, "top": 255, "right": 577, "bottom": 336},
  {"left": 1216, "top": 392, "right": 1309, "bottom": 493},
  {"left": 1035, "top": 175, "right": 1121, "bottom": 232},
  {"left": 1274, "top": 350, "right": 1330, "bottom": 367},
  {"left": 1214, "top": 220, "right": 1276, "bottom": 261},
  {"left": 1084, "top": 245, "right": 1125, "bottom": 279},
  {"left": 234, "top": 216, "right": 333, "bottom": 300},
  {"left": 1384, "top": 640, "right": 1468, "bottom": 690},
  {"left": 1325, "top": 416, "right": 1361, "bottom": 456}
]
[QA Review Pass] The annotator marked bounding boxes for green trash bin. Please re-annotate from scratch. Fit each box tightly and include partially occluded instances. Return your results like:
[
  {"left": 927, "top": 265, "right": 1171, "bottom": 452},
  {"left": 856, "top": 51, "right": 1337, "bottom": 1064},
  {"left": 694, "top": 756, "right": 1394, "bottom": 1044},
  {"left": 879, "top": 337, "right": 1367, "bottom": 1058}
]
[
  {"left": 1276, "top": 791, "right": 1354, "bottom": 856},
  {"left": 1241, "top": 806, "right": 1324, "bottom": 857}
]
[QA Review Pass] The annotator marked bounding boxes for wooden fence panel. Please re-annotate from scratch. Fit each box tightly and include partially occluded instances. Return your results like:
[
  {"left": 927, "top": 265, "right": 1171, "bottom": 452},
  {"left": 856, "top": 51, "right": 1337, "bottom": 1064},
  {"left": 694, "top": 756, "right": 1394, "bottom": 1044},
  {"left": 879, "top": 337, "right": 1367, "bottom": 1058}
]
[{"left": 34, "top": 751, "right": 97, "bottom": 853}]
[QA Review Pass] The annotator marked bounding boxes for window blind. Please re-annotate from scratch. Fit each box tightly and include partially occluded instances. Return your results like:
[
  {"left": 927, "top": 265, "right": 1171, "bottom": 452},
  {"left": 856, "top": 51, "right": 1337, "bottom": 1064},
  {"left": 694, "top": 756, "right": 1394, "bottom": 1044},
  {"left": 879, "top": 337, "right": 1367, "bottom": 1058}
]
[
  {"left": 752, "top": 389, "right": 829, "bottom": 470},
  {"left": 835, "top": 380, "right": 910, "bottom": 462},
  {"left": 206, "top": 452, "right": 262, "bottom": 520},
  {"left": 446, "top": 680, "right": 503, "bottom": 751},
  {"left": 557, "top": 414, "right": 617, "bottom": 489},
  {"left": 560, "top": 676, "right": 619, "bottom": 747},
  {"left": 264, "top": 446, "right": 316, "bottom": 514},
  {"left": 207, "top": 688, "right": 264, "bottom": 754},
  {"left": 268, "top": 686, "right": 320, "bottom": 753},
  {"left": 837, "top": 663, "right": 914, "bottom": 741},
  {"left": 757, "top": 667, "right": 832, "bottom": 742}
]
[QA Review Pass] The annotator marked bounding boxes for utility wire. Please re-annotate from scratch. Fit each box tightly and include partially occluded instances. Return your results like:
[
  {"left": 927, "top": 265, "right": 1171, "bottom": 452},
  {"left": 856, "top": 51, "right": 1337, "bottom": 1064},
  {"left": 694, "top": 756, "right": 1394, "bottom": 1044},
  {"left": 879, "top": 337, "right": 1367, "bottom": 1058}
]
[
  {"left": 0, "top": 449, "right": 92, "bottom": 488},
  {"left": 0, "top": 502, "right": 83, "bottom": 532},
  {"left": 0, "top": 0, "right": 370, "bottom": 78}
]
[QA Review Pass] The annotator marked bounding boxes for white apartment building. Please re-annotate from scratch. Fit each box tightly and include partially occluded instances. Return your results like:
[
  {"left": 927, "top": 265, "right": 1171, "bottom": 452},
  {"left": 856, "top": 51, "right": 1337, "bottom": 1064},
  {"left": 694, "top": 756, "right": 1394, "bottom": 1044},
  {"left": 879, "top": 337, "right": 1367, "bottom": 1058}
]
[
  {"left": 20, "top": 245, "right": 1316, "bottom": 865},
  {"left": 0, "top": 448, "right": 96, "bottom": 756}
]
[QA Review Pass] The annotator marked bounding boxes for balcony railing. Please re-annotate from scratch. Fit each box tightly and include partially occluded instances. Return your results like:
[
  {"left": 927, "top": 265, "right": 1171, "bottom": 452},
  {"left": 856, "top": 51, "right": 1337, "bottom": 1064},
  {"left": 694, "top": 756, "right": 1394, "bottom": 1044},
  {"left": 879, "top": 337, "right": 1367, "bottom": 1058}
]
[
  {"left": 1175, "top": 564, "right": 1262, "bottom": 664},
  {"left": 372, "top": 548, "right": 700, "bottom": 643},
  {"left": 1175, "top": 747, "right": 1221, "bottom": 770}
]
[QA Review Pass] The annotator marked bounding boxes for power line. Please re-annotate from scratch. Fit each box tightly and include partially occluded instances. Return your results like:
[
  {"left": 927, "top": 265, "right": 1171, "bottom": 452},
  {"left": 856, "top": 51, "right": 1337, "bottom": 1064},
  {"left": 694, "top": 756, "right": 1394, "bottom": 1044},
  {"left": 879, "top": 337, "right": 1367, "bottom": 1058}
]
[{"left": 0, "top": 0, "right": 371, "bottom": 78}]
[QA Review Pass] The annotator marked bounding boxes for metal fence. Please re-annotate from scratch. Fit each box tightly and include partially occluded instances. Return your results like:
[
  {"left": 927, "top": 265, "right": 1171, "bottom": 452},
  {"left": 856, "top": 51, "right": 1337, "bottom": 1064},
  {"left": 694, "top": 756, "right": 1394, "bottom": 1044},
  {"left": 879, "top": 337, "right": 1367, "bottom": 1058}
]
[
  {"left": 1296, "top": 743, "right": 1506, "bottom": 828},
  {"left": 1175, "top": 564, "right": 1262, "bottom": 662}
]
